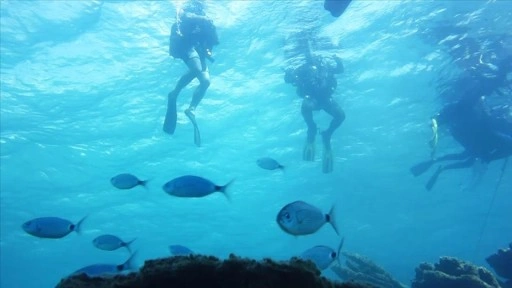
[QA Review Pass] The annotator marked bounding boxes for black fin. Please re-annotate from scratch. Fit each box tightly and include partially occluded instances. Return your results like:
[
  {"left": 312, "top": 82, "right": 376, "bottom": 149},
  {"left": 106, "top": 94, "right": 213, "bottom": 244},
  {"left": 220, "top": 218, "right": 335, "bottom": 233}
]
[
  {"left": 410, "top": 160, "right": 434, "bottom": 177},
  {"left": 426, "top": 166, "right": 443, "bottom": 191}
]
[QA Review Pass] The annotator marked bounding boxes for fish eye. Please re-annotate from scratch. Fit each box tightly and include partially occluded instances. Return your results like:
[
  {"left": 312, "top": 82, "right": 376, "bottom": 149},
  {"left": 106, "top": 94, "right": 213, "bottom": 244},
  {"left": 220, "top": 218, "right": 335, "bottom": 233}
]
[
  {"left": 331, "top": 252, "right": 336, "bottom": 258},
  {"left": 284, "top": 212, "right": 290, "bottom": 219}
]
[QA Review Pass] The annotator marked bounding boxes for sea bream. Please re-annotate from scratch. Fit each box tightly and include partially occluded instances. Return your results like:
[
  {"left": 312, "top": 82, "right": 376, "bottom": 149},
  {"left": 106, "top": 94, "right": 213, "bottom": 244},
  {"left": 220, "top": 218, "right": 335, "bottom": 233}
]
[
  {"left": 300, "top": 237, "right": 345, "bottom": 270},
  {"left": 22, "top": 216, "right": 87, "bottom": 239},
  {"left": 276, "top": 201, "right": 339, "bottom": 236},
  {"left": 70, "top": 252, "right": 137, "bottom": 277},
  {"left": 162, "top": 175, "right": 233, "bottom": 200},
  {"left": 257, "top": 157, "right": 285, "bottom": 171},
  {"left": 93, "top": 234, "right": 136, "bottom": 253},
  {"left": 110, "top": 173, "right": 148, "bottom": 190}
]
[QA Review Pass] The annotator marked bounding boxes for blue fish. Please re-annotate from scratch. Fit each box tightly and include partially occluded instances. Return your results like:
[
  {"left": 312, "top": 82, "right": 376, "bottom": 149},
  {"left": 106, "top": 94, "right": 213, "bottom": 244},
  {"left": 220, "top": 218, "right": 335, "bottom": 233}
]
[
  {"left": 22, "top": 216, "right": 87, "bottom": 239},
  {"left": 300, "top": 238, "right": 344, "bottom": 270},
  {"left": 71, "top": 252, "right": 137, "bottom": 277},
  {"left": 257, "top": 157, "right": 285, "bottom": 171},
  {"left": 111, "top": 173, "right": 148, "bottom": 190},
  {"left": 276, "top": 201, "right": 339, "bottom": 236},
  {"left": 162, "top": 175, "right": 233, "bottom": 199},
  {"left": 169, "top": 244, "right": 194, "bottom": 256},
  {"left": 93, "top": 234, "right": 136, "bottom": 253}
]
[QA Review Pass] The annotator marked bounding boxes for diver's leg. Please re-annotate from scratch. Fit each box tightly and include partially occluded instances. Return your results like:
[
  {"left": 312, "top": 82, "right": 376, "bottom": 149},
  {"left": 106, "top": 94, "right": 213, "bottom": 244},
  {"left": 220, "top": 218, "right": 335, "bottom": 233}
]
[
  {"left": 441, "top": 157, "right": 476, "bottom": 171},
  {"left": 426, "top": 157, "right": 476, "bottom": 191},
  {"left": 321, "top": 100, "right": 345, "bottom": 150},
  {"left": 411, "top": 150, "right": 470, "bottom": 177},
  {"left": 320, "top": 100, "right": 345, "bottom": 173},
  {"left": 301, "top": 99, "right": 317, "bottom": 161},
  {"left": 187, "top": 56, "right": 210, "bottom": 113},
  {"left": 435, "top": 151, "right": 471, "bottom": 162},
  {"left": 183, "top": 55, "right": 208, "bottom": 146},
  {"left": 170, "top": 70, "right": 196, "bottom": 97},
  {"left": 164, "top": 69, "right": 196, "bottom": 134}
]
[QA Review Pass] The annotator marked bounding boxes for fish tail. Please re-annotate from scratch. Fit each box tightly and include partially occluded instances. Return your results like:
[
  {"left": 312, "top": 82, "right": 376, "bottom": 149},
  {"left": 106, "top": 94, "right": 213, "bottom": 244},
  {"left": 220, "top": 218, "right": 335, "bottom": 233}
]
[
  {"left": 125, "top": 238, "right": 137, "bottom": 253},
  {"left": 328, "top": 205, "right": 340, "bottom": 236},
  {"left": 74, "top": 215, "right": 88, "bottom": 235},
  {"left": 121, "top": 251, "right": 138, "bottom": 272},
  {"left": 336, "top": 237, "right": 345, "bottom": 266},
  {"left": 217, "top": 179, "right": 235, "bottom": 202},
  {"left": 279, "top": 164, "right": 285, "bottom": 171},
  {"left": 140, "top": 179, "right": 150, "bottom": 190}
]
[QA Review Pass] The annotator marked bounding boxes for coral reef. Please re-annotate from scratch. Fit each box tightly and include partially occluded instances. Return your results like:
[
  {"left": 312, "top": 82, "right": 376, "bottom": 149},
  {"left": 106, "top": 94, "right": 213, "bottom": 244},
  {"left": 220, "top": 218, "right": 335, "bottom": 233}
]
[
  {"left": 486, "top": 242, "right": 512, "bottom": 288},
  {"left": 56, "top": 254, "right": 375, "bottom": 288},
  {"left": 331, "top": 252, "right": 407, "bottom": 288},
  {"left": 411, "top": 256, "right": 501, "bottom": 288}
]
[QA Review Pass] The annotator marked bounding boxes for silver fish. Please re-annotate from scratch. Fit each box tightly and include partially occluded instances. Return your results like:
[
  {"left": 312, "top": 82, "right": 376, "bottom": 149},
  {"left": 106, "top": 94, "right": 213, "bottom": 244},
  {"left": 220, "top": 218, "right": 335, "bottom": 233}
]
[
  {"left": 162, "top": 175, "right": 233, "bottom": 199},
  {"left": 111, "top": 173, "right": 148, "bottom": 190},
  {"left": 93, "top": 234, "right": 136, "bottom": 253},
  {"left": 300, "top": 238, "right": 344, "bottom": 270},
  {"left": 257, "top": 157, "right": 285, "bottom": 170},
  {"left": 22, "top": 216, "right": 87, "bottom": 239},
  {"left": 276, "top": 201, "right": 338, "bottom": 236}
]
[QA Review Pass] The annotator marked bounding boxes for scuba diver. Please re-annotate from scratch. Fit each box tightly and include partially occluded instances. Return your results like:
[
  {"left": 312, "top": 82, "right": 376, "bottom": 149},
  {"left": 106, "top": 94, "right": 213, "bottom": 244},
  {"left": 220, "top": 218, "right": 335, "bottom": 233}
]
[
  {"left": 284, "top": 44, "right": 346, "bottom": 173},
  {"left": 411, "top": 95, "right": 512, "bottom": 190},
  {"left": 163, "top": 0, "right": 219, "bottom": 147}
]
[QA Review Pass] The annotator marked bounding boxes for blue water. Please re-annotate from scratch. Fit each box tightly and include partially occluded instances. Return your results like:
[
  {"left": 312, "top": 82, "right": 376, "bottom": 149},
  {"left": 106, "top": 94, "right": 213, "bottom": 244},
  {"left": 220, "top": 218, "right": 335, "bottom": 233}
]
[{"left": 1, "top": 1, "right": 511, "bottom": 287}]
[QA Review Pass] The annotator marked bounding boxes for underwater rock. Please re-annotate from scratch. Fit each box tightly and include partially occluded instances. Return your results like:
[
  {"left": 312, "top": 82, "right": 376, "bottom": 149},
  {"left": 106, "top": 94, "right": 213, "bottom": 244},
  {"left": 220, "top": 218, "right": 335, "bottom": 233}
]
[
  {"left": 331, "top": 252, "right": 407, "bottom": 288},
  {"left": 411, "top": 256, "right": 501, "bottom": 288},
  {"left": 56, "top": 254, "right": 375, "bottom": 288},
  {"left": 486, "top": 242, "right": 512, "bottom": 288}
]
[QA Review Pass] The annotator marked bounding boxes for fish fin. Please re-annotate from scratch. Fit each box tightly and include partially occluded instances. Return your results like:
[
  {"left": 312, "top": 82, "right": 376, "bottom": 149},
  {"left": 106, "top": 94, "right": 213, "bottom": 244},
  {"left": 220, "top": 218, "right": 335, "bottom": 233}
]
[
  {"left": 139, "top": 179, "right": 151, "bottom": 190},
  {"left": 322, "top": 148, "right": 333, "bottom": 174},
  {"left": 74, "top": 215, "right": 88, "bottom": 235},
  {"left": 124, "top": 238, "right": 137, "bottom": 253},
  {"left": 185, "top": 109, "right": 201, "bottom": 147},
  {"left": 279, "top": 164, "right": 285, "bottom": 171},
  {"left": 410, "top": 160, "right": 434, "bottom": 177},
  {"left": 303, "top": 141, "right": 315, "bottom": 161},
  {"left": 336, "top": 237, "right": 345, "bottom": 266},
  {"left": 327, "top": 205, "right": 339, "bottom": 236},
  {"left": 120, "top": 251, "right": 138, "bottom": 272},
  {"left": 217, "top": 179, "right": 235, "bottom": 202},
  {"left": 426, "top": 166, "right": 443, "bottom": 191},
  {"left": 163, "top": 92, "right": 178, "bottom": 134},
  {"left": 193, "top": 126, "right": 201, "bottom": 147}
]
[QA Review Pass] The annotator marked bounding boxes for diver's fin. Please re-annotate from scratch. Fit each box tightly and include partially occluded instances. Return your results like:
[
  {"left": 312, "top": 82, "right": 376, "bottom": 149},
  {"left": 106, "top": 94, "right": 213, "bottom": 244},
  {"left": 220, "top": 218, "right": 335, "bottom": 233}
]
[
  {"left": 322, "top": 148, "right": 333, "bottom": 174},
  {"left": 303, "top": 142, "right": 315, "bottom": 161},
  {"left": 185, "top": 109, "right": 201, "bottom": 147},
  {"left": 425, "top": 166, "right": 443, "bottom": 191},
  {"left": 163, "top": 92, "right": 178, "bottom": 134},
  {"left": 193, "top": 125, "right": 201, "bottom": 147},
  {"left": 410, "top": 160, "right": 434, "bottom": 177}
]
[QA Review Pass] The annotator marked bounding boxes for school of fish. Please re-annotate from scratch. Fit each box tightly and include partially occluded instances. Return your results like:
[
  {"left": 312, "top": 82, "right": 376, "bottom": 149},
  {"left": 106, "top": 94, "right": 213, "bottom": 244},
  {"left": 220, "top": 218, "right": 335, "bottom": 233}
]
[{"left": 22, "top": 157, "right": 343, "bottom": 279}]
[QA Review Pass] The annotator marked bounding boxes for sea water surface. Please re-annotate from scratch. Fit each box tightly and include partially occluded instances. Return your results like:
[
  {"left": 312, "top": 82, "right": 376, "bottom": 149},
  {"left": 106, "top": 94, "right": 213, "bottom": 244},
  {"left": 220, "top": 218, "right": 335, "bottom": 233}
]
[{"left": 1, "top": 1, "right": 511, "bottom": 287}]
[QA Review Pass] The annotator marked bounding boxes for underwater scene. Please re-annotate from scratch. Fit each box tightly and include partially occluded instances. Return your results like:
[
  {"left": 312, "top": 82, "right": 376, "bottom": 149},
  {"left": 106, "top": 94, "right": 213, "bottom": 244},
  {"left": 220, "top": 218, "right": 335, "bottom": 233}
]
[{"left": 1, "top": 0, "right": 511, "bottom": 287}]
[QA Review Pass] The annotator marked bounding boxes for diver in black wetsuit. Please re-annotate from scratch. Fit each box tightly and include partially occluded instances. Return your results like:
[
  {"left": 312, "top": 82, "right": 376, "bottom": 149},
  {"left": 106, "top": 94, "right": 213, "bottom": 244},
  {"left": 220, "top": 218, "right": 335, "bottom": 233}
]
[
  {"left": 163, "top": 0, "right": 219, "bottom": 147},
  {"left": 285, "top": 53, "right": 346, "bottom": 173},
  {"left": 411, "top": 95, "right": 512, "bottom": 190}
]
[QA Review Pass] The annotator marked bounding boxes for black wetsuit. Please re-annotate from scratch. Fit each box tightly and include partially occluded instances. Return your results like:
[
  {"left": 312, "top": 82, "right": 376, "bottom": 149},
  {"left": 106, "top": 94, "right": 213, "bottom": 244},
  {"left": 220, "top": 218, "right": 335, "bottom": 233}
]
[
  {"left": 412, "top": 97, "right": 512, "bottom": 190},
  {"left": 286, "top": 57, "right": 346, "bottom": 145},
  {"left": 436, "top": 98, "right": 512, "bottom": 166}
]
